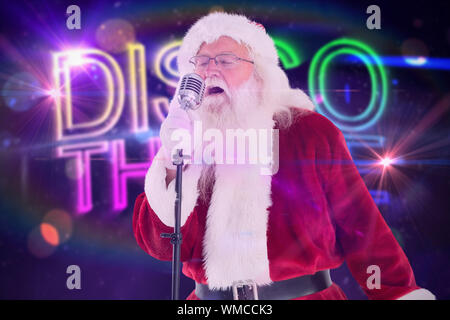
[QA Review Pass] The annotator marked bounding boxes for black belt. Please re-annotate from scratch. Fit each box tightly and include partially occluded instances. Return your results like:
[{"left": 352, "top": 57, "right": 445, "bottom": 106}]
[{"left": 195, "top": 270, "right": 332, "bottom": 300}]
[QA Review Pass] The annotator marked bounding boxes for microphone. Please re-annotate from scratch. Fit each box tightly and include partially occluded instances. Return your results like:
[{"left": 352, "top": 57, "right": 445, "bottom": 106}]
[{"left": 177, "top": 73, "right": 206, "bottom": 110}]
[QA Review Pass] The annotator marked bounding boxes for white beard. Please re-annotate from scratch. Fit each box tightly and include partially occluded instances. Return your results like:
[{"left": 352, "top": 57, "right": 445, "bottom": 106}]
[
  {"left": 194, "top": 73, "right": 273, "bottom": 132},
  {"left": 194, "top": 73, "right": 275, "bottom": 200},
  {"left": 193, "top": 74, "right": 275, "bottom": 289}
]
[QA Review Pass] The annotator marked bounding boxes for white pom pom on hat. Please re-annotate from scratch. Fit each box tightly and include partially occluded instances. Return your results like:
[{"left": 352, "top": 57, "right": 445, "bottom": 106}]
[{"left": 177, "top": 12, "right": 279, "bottom": 76}]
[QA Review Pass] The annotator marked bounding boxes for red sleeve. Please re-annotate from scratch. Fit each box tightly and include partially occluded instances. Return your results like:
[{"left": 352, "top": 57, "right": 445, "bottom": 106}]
[
  {"left": 132, "top": 192, "right": 197, "bottom": 262},
  {"left": 325, "top": 128, "right": 420, "bottom": 300}
]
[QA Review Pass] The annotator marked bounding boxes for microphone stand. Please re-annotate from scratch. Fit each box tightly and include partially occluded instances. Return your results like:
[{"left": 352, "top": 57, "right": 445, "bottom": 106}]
[{"left": 160, "top": 149, "right": 189, "bottom": 300}]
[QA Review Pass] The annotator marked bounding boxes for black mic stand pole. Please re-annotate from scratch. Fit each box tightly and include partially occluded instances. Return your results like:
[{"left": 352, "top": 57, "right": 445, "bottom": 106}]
[{"left": 160, "top": 149, "right": 189, "bottom": 300}]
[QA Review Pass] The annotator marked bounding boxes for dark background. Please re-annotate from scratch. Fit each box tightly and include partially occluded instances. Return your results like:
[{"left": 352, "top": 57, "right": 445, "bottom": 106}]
[{"left": 0, "top": 0, "right": 449, "bottom": 299}]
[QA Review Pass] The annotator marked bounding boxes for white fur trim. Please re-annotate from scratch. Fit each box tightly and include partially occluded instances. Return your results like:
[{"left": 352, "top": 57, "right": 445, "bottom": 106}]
[
  {"left": 202, "top": 164, "right": 273, "bottom": 290},
  {"left": 144, "top": 148, "right": 202, "bottom": 227},
  {"left": 256, "top": 61, "right": 315, "bottom": 112},
  {"left": 397, "top": 289, "right": 436, "bottom": 300},
  {"left": 177, "top": 12, "right": 279, "bottom": 76}
]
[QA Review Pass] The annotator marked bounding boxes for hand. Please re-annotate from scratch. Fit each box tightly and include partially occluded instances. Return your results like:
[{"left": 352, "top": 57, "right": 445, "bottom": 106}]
[{"left": 160, "top": 99, "right": 194, "bottom": 169}]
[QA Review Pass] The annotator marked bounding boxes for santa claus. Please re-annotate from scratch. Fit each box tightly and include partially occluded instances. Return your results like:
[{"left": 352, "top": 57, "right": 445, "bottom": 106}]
[{"left": 133, "top": 12, "right": 435, "bottom": 300}]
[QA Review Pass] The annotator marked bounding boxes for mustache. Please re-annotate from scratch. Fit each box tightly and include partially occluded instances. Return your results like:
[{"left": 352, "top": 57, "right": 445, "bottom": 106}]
[{"left": 204, "top": 77, "right": 231, "bottom": 97}]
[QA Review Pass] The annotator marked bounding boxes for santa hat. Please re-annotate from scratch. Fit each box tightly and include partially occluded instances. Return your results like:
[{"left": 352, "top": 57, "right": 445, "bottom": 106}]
[
  {"left": 176, "top": 12, "right": 315, "bottom": 115},
  {"left": 177, "top": 12, "right": 279, "bottom": 76}
]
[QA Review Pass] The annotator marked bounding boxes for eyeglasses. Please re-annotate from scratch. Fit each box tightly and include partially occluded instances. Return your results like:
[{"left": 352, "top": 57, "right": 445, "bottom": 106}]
[{"left": 189, "top": 54, "right": 254, "bottom": 71}]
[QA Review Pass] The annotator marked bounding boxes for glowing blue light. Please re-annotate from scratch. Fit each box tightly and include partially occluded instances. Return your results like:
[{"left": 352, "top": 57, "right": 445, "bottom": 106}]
[
  {"left": 404, "top": 56, "right": 427, "bottom": 66},
  {"left": 344, "top": 55, "right": 450, "bottom": 70}
]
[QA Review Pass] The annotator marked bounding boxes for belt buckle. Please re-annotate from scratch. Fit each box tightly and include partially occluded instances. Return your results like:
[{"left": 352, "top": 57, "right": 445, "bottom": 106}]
[{"left": 231, "top": 280, "right": 259, "bottom": 300}]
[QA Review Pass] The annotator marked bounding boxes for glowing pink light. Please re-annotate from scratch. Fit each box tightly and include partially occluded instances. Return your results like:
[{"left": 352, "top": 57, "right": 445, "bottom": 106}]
[
  {"left": 45, "top": 89, "right": 60, "bottom": 99},
  {"left": 380, "top": 156, "right": 394, "bottom": 167},
  {"left": 110, "top": 138, "right": 160, "bottom": 211},
  {"left": 55, "top": 138, "right": 160, "bottom": 214},
  {"left": 315, "top": 94, "right": 323, "bottom": 104}
]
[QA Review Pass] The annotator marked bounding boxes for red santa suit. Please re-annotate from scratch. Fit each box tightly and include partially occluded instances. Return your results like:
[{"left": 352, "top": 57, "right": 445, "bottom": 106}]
[
  {"left": 133, "top": 108, "right": 434, "bottom": 300},
  {"left": 133, "top": 12, "right": 434, "bottom": 300}
]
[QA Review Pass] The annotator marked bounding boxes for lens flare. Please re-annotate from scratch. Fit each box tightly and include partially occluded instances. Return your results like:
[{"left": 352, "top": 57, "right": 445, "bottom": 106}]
[
  {"left": 66, "top": 51, "right": 85, "bottom": 66},
  {"left": 380, "top": 156, "right": 394, "bottom": 167}
]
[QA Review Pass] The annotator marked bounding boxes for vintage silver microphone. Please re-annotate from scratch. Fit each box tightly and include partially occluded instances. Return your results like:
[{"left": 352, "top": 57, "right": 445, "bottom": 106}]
[
  {"left": 160, "top": 73, "right": 204, "bottom": 300},
  {"left": 177, "top": 73, "right": 206, "bottom": 110}
]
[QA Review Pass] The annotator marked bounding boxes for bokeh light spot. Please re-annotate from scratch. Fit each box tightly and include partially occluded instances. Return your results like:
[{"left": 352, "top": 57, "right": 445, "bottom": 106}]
[
  {"left": 43, "top": 209, "right": 73, "bottom": 244},
  {"left": 401, "top": 38, "right": 429, "bottom": 58},
  {"left": 40, "top": 223, "right": 59, "bottom": 246},
  {"left": 95, "top": 19, "right": 136, "bottom": 53}
]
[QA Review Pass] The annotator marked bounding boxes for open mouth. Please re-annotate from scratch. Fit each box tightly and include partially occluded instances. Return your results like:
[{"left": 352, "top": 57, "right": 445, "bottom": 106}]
[{"left": 206, "top": 86, "right": 225, "bottom": 96}]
